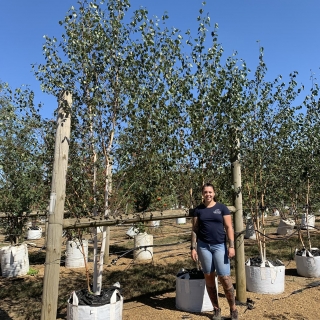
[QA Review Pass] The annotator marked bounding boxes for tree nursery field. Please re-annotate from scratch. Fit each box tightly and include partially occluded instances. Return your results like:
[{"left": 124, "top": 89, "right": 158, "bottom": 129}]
[
  {"left": 1, "top": 1, "right": 320, "bottom": 319},
  {"left": 1, "top": 216, "right": 320, "bottom": 320}
]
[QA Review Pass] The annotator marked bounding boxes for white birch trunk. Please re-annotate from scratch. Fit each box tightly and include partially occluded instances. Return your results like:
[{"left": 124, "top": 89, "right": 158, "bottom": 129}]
[{"left": 94, "top": 160, "right": 112, "bottom": 295}]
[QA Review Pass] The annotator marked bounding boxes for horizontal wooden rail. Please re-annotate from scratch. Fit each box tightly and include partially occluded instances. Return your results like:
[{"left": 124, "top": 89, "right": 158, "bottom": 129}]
[
  {"left": 63, "top": 209, "right": 189, "bottom": 229},
  {"left": 0, "top": 211, "right": 47, "bottom": 218},
  {"left": 0, "top": 206, "right": 236, "bottom": 230},
  {"left": 63, "top": 206, "right": 236, "bottom": 230}
]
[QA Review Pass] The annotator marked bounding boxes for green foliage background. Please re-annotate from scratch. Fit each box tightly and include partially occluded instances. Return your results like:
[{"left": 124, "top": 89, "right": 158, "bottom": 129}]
[{"left": 1, "top": 0, "right": 320, "bottom": 240}]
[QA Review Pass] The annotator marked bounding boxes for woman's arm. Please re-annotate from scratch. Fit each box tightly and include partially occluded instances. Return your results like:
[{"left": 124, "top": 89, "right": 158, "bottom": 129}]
[
  {"left": 223, "top": 214, "right": 235, "bottom": 258},
  {"left": 190, "top": 217, "right": 199, "bottom": 261}
]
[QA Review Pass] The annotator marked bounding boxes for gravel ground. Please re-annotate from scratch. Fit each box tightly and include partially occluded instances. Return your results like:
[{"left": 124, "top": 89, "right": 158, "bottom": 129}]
[{"left": 121, "top": 259, "right": 320, "bottom": 320}]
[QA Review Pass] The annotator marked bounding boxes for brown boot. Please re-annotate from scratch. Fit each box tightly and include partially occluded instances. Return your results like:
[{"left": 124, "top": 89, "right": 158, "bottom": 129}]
[
  {"left": 212, "top": 307, "right": 221, "bottom": 320},
  {"left": 230, "top": 308, "right": 238, "bottom": 320}
]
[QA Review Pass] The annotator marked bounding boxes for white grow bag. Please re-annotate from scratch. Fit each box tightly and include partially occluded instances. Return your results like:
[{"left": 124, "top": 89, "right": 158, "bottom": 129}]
[
  {"left": 134, "top": 233, "right": 153, "bottom": 261},
  {"left": 65, "top": 240, "right": 88, "bottom": 268},
  {"left": 176, "top": 272, "right": 214, "bottom": 312},
  {"left": 176, "top": 217, "right": 186, "bottom": 224},
  {"left": 295, "top": 248, "right": 320, "bottom": 278},
  {"left": 301, "top": 214, "right": 315, "bottom": 229},
  {"left": 0, "top": 243, "right": 29, "bottom": 277},
  {"left": 126, "top": 226, "right": 139, "bottom": 238},
  {"left": 277, "top": 219, "right": 295, "bottom": 235},
  {"left": 67, "top": 288, "right": 123, "bottom": 320},
  {"left": 245, "top": 259, "right": 285, "bottom": 294},
  {"left": 245, "top": 219, "right": 256, "bottom": 240},
  {"left": 149, "top": 220, "right": 160, "bottom": 227},
  {"left": 27, "top": 227, "right": 42, "bottom": 240}
]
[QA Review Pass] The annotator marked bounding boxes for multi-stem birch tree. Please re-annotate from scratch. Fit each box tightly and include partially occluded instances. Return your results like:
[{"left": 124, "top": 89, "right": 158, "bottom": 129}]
[{"left": 33, "top": 0, "right": 190, "bottom": 294}]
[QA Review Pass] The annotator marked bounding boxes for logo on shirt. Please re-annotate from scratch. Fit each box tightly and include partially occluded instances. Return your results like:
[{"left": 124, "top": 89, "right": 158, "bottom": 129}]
[{"left": 213, "top": 209, "right": 221, "bottom": 215}]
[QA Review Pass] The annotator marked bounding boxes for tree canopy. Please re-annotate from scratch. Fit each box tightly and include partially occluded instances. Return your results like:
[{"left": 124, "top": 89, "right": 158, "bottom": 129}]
[{"left": 1, "top": 0, "right": 320, "bottom": 227}]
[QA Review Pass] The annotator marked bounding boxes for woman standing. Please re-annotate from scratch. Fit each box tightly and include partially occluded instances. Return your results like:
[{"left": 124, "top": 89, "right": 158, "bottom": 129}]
[{"left": 191, "top": 183, "right": 238, "bottom": 320}]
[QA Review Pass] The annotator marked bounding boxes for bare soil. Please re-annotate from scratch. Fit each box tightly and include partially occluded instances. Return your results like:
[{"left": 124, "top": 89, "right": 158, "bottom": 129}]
[{"left": 1, "top": 218, "right": 320, "bottom": 320}]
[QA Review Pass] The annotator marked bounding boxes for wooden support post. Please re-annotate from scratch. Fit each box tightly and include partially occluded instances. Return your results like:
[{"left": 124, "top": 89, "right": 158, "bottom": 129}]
[
  {"left": 231, "top": 134, "right": 246, "bottom": 303},
  {"left": 45, "top": 220, "right": 49, "bottom": 247},
  {"left": 41, "top": 91, "right": 72, "bottom": 320}
]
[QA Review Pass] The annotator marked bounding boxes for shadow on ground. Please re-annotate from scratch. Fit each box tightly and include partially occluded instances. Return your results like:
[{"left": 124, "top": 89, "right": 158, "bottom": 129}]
[
  {"left": 123, "top": 288, "right": 237, "bottom": 319},
  {"left": 0, "top": 309, "right": 13, "bottom": 320}
]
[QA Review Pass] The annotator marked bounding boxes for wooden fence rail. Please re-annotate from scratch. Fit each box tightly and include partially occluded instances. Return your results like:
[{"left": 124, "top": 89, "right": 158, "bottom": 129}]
[{"left": 0, "top": 207, "right": 236, "bottom": 230}]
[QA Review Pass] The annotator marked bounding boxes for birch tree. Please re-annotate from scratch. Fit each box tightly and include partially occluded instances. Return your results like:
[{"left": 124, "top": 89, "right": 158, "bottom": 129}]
[{"left": 33, "top": 0, "right": 190, "bottom": 294}]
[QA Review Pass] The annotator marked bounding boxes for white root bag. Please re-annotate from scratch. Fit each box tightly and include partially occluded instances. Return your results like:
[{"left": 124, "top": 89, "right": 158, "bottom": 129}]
[
  {"left": 301, "top": 214, "right": 315, "bottom": 229},
  {"left": 134, "top": 233, "right": 153, "bottom": 261},
  {"left": 277, "top": 219, "right": 295, "bottom": 235},
  {"left": 176, "top": 217, "right": 186, "bottom": 224},
  {"left": 65, "top": 240, "right": 88, "bottom": 268},
  {"left": 67, "top": 289, "right": 123, "bottom": 320},
  {"left": 175, "top": 275, "right": 214, "bottom": 312},
  {"left": 295, "top": 248, "right": 320, "bottom": 278},
  {"left": 245, "top": 219, "right": 256, "bottom": 240},
  {"left": 245, "top": 260, "right": 285, "bottom": 294},
  {"left": 27, "top": 227, "right": 42, "bottom": 240},
  {"left": 126, "top": 226, "right": 139, "bottom": 238},
  {"left": 0, "top": 243, "right": 29, "bottom": 277},
  {"left": 150, "top": 220, "right": 160, "bottom": 227}
]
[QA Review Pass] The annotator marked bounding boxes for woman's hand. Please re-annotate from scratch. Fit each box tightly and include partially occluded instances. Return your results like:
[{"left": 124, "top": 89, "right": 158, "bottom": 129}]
[
  {"left": 228, "top": 247, "right": 235, "bottom": 259},
  {"left": 191, "top": 248, "right": 198, "bottom": 262}
]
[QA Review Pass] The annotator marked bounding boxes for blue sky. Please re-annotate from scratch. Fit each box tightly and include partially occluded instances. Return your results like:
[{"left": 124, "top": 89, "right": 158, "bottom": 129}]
[{"left": 1, "top": 0, "right": 320, "bottom": 119}]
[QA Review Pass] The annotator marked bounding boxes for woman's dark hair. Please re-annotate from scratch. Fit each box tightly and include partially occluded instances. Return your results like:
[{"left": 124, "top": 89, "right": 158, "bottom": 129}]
[
  {"left": 202, "top": 182, "right": 215, "bottom": 192},
  {"left": 201, "top": 183, "right": 217, "bottom": 201}
]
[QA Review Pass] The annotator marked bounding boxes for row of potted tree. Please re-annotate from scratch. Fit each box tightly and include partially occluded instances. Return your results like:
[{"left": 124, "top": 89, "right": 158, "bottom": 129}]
[{"left": 1, "top": 0, "right": 320, "bottom": 318}]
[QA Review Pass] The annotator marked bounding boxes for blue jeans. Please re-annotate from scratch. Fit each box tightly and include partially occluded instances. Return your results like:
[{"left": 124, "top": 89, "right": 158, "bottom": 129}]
[{"left": 197, "top": 239, "right": 230, "bottom": 276}]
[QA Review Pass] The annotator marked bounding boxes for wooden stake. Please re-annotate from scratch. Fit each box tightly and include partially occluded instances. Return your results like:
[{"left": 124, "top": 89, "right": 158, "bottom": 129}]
[
  {"left": 231, "top": 134, "right": 246, "bottom": 303},
  {"left": 41, "top": 91, "right": 72, "bottom": 320}
]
